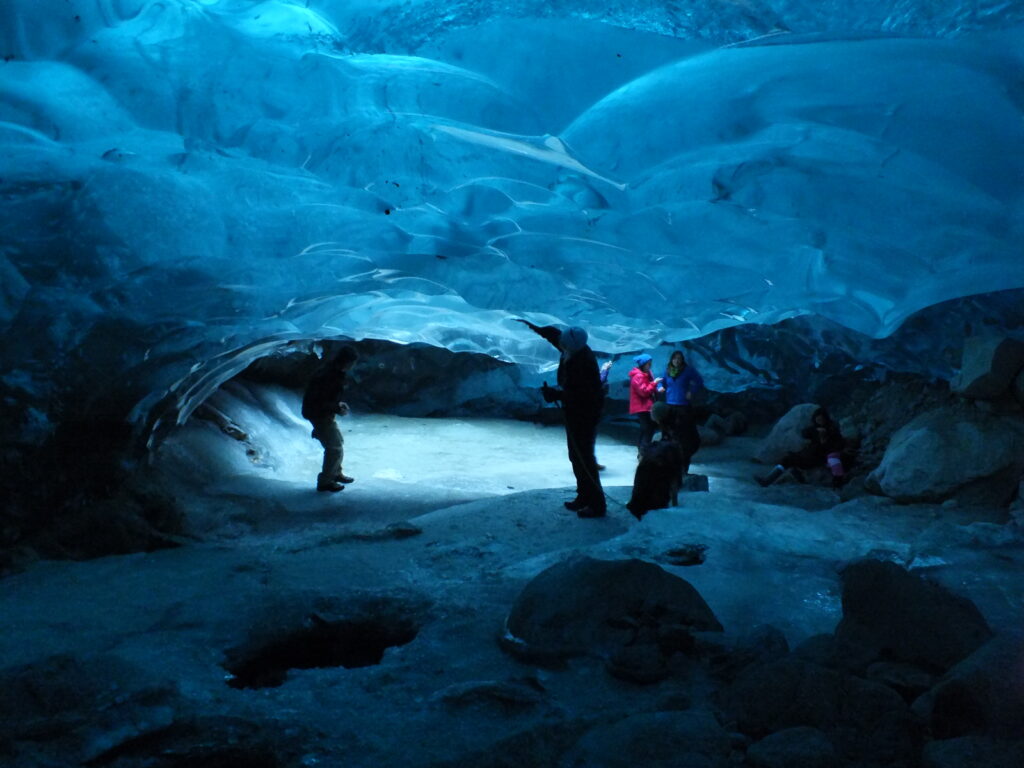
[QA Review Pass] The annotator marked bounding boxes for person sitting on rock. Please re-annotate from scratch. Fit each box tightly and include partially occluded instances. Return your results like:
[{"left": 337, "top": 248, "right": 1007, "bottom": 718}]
[
  {"left": 755, "top": 406, "right": 847, "bottom": 489},
  {"left": 302, "top": 345, "right": 359, "bottom": 492}
]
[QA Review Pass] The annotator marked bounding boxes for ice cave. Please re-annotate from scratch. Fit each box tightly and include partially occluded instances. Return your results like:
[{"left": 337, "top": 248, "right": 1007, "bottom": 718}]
[{"left": 1, "top": 1, "right": 1023, "bottom": 766}]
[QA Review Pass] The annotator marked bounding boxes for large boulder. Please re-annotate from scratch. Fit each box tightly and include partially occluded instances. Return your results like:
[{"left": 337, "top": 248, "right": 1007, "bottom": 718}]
[
  {"left": 922, "top": 736, "right": 1024, "bottom": 768},
  {"left": 912, "top": 632, "right": 1024, "bottom": 740},
  {"left": 564, "top": 709, "right": 733, "bottom": 768},
  {"left": 722, "top": 658, "right": 914, "bottom": 764},
  {"left": 866, "top": 407, "right": 1024, "bottom": 504},
  {"left": 951, "top": 336, "right": 1024, "bottom": 400},
  {"left": 746, "top": 726, "right": 838, "bottom": 768},
  {"left": 501, "top": 556, "right": 722, "bottom": 665},
  {"left": 754, "top": 403, "right": 819, "bottom": 465},
  {"left": 835, "top": 560, "right": 993, "bottom": 673}
]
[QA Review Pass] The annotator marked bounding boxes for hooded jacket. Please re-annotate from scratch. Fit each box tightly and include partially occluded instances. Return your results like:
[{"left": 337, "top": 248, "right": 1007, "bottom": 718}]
[{"left": 629, "top": 366, "right": 659, "bottom": 414}]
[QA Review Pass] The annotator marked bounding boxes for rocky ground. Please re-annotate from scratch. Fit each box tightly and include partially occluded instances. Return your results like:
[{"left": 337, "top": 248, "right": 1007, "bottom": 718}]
[{"left": 1, "top": 396, "right": 1022, "bottom": 768}]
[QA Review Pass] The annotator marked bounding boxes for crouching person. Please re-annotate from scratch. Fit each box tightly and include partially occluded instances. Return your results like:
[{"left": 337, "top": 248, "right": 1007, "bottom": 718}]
[
  {"left": 756, "top": 406, "right": 847, "bottom": 489},
  {"left": 302, "top": 345, "right": 359, "bottom": 492}
]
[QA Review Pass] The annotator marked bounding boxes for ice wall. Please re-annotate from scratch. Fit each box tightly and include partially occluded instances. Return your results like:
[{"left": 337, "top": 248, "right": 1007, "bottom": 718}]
[{"left": 0, "top": 1, "right": 1022, "bottom": 440}]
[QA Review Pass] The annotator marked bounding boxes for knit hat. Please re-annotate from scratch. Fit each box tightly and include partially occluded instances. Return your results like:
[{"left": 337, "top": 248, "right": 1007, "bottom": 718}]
[
  {"left": 633, "top": 353, "right": 652, "bottom": 367},
  {"left": 560, "top": 326, "right": 588, "bottom": 354}
]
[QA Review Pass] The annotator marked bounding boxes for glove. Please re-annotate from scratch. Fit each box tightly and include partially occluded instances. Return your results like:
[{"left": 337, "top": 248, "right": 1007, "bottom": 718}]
[{"left": 541, "top": 382, "right": 561, "bottom": 404}]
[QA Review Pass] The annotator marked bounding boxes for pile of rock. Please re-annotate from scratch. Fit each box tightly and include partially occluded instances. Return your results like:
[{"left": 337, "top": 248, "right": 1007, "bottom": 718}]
[{"left": 499, "top": 555, "right": 1024, "bottom": 767}]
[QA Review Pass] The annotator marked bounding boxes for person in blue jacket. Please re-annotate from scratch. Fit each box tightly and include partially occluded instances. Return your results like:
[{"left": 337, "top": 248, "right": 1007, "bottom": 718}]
[{"left": 660, "top": 350, "right": 703, "bottom": 411}]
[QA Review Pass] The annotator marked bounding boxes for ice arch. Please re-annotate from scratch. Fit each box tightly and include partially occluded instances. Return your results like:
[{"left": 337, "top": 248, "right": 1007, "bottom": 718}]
[{"left": 0, "top": 1, "right": 1022, "bottom": 443}]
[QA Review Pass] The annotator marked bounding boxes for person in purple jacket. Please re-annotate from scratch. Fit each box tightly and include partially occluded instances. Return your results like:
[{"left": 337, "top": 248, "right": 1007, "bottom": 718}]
[{"left": 660, "top": 350, "right": 703, "bottom": 412}]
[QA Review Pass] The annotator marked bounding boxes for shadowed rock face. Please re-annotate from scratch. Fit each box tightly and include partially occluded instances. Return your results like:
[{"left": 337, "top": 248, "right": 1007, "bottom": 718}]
[{"left": 836, "top": 559, "right": 993, "bottom": 673}]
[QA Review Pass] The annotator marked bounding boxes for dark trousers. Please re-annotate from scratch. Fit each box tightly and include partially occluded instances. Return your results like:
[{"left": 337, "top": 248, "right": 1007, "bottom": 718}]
[
  {"left": 637, "top": 411, "right": 657, "bottom": 456},
  {"left": 566, "top": 412, "right": 605, "bottom": 512}
]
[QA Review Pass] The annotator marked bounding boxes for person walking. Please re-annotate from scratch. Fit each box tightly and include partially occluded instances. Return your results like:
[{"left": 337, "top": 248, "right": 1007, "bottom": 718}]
[{"left": 301, "top": 345, "right": 359, "bottom": 492}]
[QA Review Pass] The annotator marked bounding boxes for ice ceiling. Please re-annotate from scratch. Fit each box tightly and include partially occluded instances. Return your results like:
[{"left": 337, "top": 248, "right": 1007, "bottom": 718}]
[{"left": 1, "top": 1, "right": 1023, "bottom": 435}]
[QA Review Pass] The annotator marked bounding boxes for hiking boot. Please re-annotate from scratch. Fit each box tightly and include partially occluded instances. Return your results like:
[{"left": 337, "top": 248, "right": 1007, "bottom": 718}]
[
  {"left": 336, "top": 473, "right": 355, "bottom": 484},
  {"left": 564, "top": 498, "right": 587, "bottom": 511},
  {"left": 576, "top": 506, "right": 606, "bottom": 519},
  {"left": 317, "top": 481, "right": 345, "bottom": 493},
  {"left": 755, "top": 465, "right": 785, "bottom": 487}
]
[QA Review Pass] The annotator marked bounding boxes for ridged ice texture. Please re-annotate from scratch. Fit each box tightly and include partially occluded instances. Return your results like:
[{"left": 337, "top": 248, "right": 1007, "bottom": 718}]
[{"left": 0, "top": 1, "right": 1022, "bottom": 434}]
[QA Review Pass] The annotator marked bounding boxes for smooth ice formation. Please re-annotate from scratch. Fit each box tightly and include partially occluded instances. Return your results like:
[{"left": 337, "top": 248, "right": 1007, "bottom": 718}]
[{"left": 1, "top": 1, "right": 1023, "bottom": 438}]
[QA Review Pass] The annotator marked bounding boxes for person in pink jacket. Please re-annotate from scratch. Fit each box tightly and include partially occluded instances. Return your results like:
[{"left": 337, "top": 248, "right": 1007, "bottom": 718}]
[{"left": 629, "top": 354, "right": 663, "bottom": 458}]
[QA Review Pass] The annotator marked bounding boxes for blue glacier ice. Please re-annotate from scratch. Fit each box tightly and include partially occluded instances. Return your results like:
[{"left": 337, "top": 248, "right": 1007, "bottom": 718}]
[{"left": 1, "top": 1, "right": 1023, "bottom": 440}]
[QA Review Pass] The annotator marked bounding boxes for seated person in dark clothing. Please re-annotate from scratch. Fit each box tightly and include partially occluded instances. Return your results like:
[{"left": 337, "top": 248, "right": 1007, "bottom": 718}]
[
  {"left": 302, "top": 345, "right": 359, "bottom": 492},
  {"left": 756, "top": 406, "right": 847, "bottom": 489}
]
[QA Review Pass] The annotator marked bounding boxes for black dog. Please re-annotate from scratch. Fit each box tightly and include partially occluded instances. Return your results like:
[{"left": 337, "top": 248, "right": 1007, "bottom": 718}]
[
  {"left": 626, "top": 439, "right": 686, "bottom": 520},
  {"left": 626, "top": 404, "right": 701, "bottom": 521}
]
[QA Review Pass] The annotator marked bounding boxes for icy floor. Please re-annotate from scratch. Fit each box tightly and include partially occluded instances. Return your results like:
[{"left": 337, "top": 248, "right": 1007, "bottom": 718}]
[{"left": 2, "top": 403, "right": 1023, "bottom": 766}]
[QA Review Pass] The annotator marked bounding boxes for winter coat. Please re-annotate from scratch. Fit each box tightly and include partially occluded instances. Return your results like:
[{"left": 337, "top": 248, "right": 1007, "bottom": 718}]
[
  {"left": 801, "top": 420, "right": 845, "bottom": 456},
  {"left": 554, "top": 346, "right": 605, "bottom": 422},
  {"left": 662, "top": 365, "right": 703, "bottom": 406},
  {"left": 629, "top": 367, "right": 659, "bottom": 414},
  {"left": 302, "top": 365, "right": 348, "bottom": 421}
]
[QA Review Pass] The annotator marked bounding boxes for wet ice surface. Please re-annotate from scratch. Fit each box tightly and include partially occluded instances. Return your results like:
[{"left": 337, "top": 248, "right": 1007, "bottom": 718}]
[{"left": 2, "top": 411, "right": 1022, "bottom": 765}]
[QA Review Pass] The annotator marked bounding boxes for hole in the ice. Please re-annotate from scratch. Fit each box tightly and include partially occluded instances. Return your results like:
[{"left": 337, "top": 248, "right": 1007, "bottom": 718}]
[{"left": 224, "top": 613, "right": 419, "bottom": 689}]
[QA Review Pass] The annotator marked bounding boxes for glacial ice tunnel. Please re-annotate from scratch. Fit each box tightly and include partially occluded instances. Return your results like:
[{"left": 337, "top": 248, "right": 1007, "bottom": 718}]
[{"left": 2, "top": 0, "right": 1023, "bottom": 447}]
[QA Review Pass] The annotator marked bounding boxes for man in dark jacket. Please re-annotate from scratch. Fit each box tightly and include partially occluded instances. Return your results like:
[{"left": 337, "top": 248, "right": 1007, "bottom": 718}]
[
  {"left": 302, "top": 346, "right": 359, "bottom": 492},
  {"left": 518, "top": 320, "right": 606, "bottom": 518}
]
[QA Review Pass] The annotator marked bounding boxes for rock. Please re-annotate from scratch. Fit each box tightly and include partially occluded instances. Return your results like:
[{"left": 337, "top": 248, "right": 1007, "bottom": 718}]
[
  {"left": 565, "top": 709, "right": 732, "bottom": 768},
  {"left": 433, "top": 678, "right": 546, "bottom": 710},
  {"left": 723, "top": 411, "right": 748, "bottom": 436},
  {"left": 754, "top": 403, "right": 819, "bottom": 465},
  {"left": 722, "top": 658, "right": 914, "bottom": 764},
  {"left": 660, "top": 543, "right": 707, "bottom": 566},
  {"left": 501, "top": 556, "right": 722, "bottom": 666},
  {"left": 922, "top": 736, "right": 1024, "bottom": 768},
  {"left": 866, "top": 407, "right": 1024, "bottom": 504},
  {"left": 912, "top": 632, "right": 1024, "bottom": 740},
  {"left": 698, "top": 425, "right": 723, "bottom": 446},
  {"left": 697, "top": 625, "right": 789, "bottom": 682},
  {"left": 1013, "top": 367, "right": 1024, "bottom": 407},
  {"left": 0, "top": 654, "right": 181, "bottom": 765},
  {"left": 951, "top": 336, "right": 1024, "bottom": 400},
  {"left": 866, "top": 661, "right": 936, "bottom": 702},
  {"left": 836, "top": 559, "right": 993, "bottom": 673},
  {"left": 705, "top": 413, "right": 729, "bottom": 435},
  {"left": 791, "top": 633, "right": 877, "bottom": 675},
  {"left": 746, "top": 726, "right": 839, "bottom": 768},
  {"left": 681, "top": 473, "right": 710, "bottom": 492},
  {"left": 606, "top": 643, "right": 670, "bottom": 685}
]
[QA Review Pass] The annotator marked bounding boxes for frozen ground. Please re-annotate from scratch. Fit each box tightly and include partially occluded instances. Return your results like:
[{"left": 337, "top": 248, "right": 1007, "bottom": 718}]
[{"left": 2, "top": 399, "right": 1023, "bottom": 766}]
